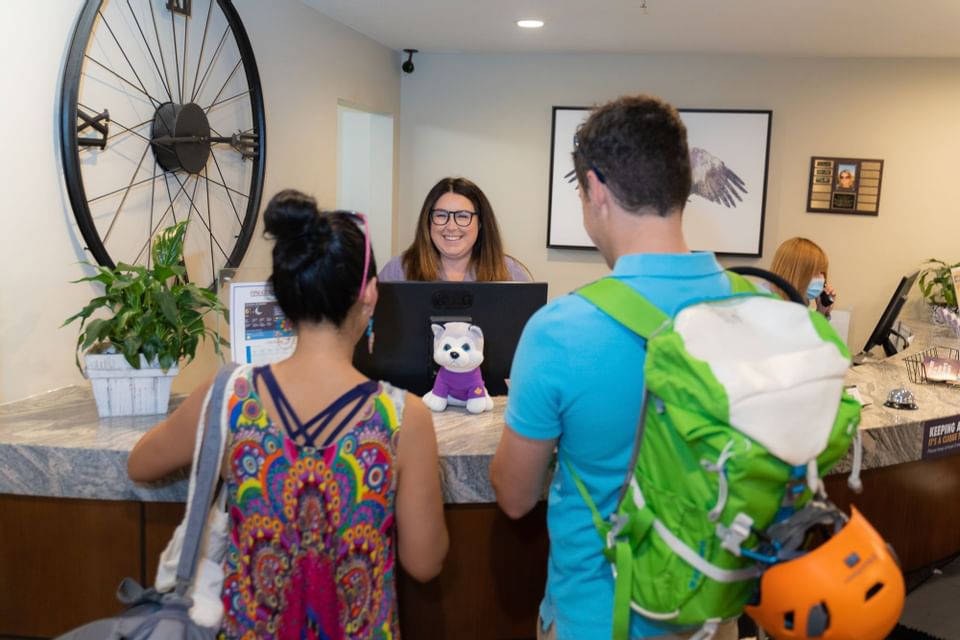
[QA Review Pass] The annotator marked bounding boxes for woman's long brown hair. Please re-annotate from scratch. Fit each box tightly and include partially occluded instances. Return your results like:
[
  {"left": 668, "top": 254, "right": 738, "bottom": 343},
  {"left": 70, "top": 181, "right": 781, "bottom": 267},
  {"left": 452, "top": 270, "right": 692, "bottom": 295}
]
[{"left": 401, "top": 177, "right": 511, "bottom": 281}]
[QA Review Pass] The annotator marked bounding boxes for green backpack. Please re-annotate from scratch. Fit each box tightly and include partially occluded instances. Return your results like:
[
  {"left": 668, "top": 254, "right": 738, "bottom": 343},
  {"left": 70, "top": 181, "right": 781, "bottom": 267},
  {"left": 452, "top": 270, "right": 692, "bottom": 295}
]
[{"left": 569, "top": 274, "right": 862, "bottom": 640}]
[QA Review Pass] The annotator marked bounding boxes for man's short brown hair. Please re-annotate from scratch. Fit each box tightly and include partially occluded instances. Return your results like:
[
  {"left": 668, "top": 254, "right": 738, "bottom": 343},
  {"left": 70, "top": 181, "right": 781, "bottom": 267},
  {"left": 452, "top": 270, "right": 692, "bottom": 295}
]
[{"left": 573, "top": 95, "right": 692, "bottom": 217}]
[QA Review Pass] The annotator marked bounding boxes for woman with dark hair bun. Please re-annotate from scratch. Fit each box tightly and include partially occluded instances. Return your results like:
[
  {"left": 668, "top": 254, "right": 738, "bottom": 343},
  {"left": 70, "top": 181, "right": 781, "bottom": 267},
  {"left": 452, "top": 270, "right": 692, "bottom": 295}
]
[
  {"left": 379, "top": 177, "right": 532, "bottom": 282},
  {"left": 128, "top": 189, "right": 448, "bottom": 637}
]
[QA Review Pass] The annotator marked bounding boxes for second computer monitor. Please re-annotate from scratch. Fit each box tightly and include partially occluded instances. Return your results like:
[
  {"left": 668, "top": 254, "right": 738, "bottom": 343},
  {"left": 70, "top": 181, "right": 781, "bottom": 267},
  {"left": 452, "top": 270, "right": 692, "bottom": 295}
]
[
  {"left": 354, "top": 281, "right": 548, "bottom": 396},
  {"left": 862, "top": 271, "right": 919, "bottom": 357}
]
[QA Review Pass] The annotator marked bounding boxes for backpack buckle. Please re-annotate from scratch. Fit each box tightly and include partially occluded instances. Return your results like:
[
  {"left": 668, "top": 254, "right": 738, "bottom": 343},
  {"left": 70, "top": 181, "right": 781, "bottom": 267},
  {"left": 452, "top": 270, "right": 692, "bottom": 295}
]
[{"left": 715, "top": 512, "right": 754, "bottom": 556}]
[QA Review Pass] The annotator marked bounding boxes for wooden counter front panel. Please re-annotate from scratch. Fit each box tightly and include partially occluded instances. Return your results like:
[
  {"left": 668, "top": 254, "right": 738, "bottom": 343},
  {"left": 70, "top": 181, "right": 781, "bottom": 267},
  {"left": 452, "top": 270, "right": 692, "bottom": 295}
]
[
  {"left": 825, "top": 453, "right": 960, "bottom": 573},
  {"left": 398, "top": 503, "right": 548, "bottom": 639},
  {"left": 141, "top": 501, "right": 550, "bottom": 640},
  {"left": 0, "top": 495, "right": 141, "bottom": 637},
  {"left": 2, "top": 453, "right": 958, "bottom": 638}
]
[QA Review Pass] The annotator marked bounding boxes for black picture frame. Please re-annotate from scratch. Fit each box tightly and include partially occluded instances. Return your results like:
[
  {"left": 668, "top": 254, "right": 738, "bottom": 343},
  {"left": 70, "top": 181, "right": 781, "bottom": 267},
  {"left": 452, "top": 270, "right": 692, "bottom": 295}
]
[{"left": 546, "top": 107, "right": 772, "bottom": 256}]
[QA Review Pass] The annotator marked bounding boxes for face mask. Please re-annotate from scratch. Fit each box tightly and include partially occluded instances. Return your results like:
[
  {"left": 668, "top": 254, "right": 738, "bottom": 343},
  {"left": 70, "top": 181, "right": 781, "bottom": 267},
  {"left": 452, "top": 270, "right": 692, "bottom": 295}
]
[{"left": 807, "top": 277, "right": 825, "bottom": 301}]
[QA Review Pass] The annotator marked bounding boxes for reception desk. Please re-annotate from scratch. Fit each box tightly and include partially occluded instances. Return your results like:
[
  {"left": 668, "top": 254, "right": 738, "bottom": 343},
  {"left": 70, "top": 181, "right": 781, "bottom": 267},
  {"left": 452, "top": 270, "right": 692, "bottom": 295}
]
[{"left": 3, "top": 303, "right": 960, "bottom": 637}]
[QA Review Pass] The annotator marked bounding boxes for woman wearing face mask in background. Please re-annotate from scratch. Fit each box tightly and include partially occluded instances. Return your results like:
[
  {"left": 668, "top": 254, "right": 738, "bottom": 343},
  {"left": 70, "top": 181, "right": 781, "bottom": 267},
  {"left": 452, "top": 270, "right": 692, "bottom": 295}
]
[
  {"left": 769, "top": 237, "right": 836, "bottom": 317},
  {"left": 379, "top": 177, "right": 532, "bottom": 282}
]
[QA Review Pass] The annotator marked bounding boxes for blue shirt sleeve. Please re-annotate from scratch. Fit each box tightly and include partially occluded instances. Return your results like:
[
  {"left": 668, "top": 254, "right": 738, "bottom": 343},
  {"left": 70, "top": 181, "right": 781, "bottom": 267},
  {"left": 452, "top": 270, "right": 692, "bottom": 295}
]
[{"left": 504, "top": 302, "right": 569, "bottom": 440}]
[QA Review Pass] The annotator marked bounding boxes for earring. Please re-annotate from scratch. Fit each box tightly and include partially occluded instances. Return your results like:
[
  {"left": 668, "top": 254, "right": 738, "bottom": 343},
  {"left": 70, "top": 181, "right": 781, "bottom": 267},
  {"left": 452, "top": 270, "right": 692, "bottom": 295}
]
[{"left": 366, "top": 316, "right": 375, "bottom": 354}]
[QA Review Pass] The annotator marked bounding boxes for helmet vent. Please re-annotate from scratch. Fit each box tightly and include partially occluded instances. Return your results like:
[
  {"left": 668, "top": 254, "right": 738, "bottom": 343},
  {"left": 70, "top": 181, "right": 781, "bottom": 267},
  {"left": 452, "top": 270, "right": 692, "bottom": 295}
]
[
  {"left": 806, "top": 602, "right": 830, "bottom": 637},
  {"left": 783, "top": 610, "right": 794, "bottom": 630},
  {"left": 865, "top": 581, "right": 884, "bottom": 600}
]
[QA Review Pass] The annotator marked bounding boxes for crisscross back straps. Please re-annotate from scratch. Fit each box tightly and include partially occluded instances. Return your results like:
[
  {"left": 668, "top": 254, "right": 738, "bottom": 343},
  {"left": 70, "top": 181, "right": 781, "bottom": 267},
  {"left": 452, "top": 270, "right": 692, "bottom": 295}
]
[{"left": 254, "top": 366, "right": 379, "bottom": 448}]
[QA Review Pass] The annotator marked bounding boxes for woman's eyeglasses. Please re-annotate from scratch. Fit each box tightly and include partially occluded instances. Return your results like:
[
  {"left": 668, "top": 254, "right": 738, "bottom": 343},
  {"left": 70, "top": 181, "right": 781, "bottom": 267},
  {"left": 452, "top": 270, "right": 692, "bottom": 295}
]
[{"left": 430, "top": 209, "right": 476, "bottom": 227}]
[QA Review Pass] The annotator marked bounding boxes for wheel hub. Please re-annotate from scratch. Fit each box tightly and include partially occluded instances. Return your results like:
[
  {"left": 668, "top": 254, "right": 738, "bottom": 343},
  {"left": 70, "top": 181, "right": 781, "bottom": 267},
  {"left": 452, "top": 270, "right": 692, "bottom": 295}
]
[{"left": 150, "top": 102, "right": 211, "bottom": 174}]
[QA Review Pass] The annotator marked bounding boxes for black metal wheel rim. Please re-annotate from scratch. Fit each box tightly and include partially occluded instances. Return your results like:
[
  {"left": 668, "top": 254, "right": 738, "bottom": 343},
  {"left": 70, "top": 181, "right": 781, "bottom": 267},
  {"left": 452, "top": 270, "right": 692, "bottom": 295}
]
[{"left": 60, "top": 0, "right": 266, "bottom": 289}]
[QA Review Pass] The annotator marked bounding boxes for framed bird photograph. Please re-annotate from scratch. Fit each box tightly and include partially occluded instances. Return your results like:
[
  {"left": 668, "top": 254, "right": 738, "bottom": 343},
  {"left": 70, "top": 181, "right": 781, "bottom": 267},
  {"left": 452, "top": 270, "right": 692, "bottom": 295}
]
[{"left": 547, "top": 107, "right": 772, "bottom": 256}]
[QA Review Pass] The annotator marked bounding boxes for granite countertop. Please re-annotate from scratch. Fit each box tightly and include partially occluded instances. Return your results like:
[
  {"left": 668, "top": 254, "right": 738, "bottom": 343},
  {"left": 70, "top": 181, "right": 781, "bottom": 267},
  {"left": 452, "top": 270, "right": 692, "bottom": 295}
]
[
  {"left": 838, "top": 302, "right": 960, "bottom": 472},
  {"left": 3, "top": 302, "right": 959, "bottom": 505},
  {"left": 0, "top": 383, "right": 509, "bottom": 504}
]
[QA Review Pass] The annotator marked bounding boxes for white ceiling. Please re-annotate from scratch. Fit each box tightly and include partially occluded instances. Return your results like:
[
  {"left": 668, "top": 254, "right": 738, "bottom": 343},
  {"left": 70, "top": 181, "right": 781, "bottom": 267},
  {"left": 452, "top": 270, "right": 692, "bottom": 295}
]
[{"left": 299, "top": 0, "right": 960, "bottom": 58}]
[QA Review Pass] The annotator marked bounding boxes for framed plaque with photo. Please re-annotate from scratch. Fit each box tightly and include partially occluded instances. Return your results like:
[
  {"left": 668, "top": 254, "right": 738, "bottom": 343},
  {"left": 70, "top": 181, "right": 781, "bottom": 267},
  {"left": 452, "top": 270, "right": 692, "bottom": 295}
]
[{"left": 807, "top": 157, "right": 884, "bottom": 215}]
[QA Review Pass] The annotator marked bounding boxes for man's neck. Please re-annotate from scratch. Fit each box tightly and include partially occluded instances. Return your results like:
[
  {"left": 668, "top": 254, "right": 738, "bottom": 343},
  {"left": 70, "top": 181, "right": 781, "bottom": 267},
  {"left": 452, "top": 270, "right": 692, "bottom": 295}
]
[{"left": 604, "top": 206, "right": 690, "bottom": 264}]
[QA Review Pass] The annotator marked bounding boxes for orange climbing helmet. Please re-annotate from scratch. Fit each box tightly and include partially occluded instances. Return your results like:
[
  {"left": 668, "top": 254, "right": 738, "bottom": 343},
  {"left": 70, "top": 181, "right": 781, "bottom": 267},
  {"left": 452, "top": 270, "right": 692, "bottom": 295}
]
[{"left": 744, "top": 504, "right": 905, "bottom": 640}]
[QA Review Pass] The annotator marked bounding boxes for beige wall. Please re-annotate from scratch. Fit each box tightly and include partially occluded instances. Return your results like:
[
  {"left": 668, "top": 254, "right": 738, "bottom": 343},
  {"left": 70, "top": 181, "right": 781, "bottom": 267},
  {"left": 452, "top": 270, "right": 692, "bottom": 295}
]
[
  {"left": 0, "top": 0, "right": 400, "bottom": 403},
  {"left": 398, "top": 53, "right": 960, "bottom": 352}
]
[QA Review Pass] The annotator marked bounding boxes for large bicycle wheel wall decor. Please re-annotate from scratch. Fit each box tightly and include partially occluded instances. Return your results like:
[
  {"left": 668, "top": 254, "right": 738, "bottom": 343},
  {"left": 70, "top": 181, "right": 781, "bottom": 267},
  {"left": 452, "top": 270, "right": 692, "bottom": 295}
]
[{"left": 60, "top": 0, "right": 266, "bottom": 289}]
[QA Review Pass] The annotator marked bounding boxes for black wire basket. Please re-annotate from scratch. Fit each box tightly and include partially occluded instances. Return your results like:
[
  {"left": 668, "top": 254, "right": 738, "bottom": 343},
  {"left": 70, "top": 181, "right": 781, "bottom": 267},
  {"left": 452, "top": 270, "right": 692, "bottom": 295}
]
[{"left": 904, "top": 346, "right": 960, "bottom": 384}]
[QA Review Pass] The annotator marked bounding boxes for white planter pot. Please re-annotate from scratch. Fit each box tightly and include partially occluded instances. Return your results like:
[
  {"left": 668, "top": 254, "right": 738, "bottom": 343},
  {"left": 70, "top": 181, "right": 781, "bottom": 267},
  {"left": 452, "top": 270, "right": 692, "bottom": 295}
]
[{"left": 84, "top": 353, "right": 180, "bottom": 417}]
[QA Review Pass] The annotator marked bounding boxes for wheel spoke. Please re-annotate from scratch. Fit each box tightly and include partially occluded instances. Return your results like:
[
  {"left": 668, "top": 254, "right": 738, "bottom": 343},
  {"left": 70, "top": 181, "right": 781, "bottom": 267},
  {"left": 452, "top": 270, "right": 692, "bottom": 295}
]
[
  {"left": 184, "top": 170, "right": 202, "bottom": 231},
  {"left": 79, "top": 103, "right": 170, "bottom": 152},
  {"left": 168, "top": 170, "right": 230, "bottom": 261},
  {"left": 190, "top": 0, "right": 214, "bottom": 103},
  {"left": 105, "top": 117, "right": 151, "bottom": 142},
  {"left": 126, "top": 0, "right": 173, "bottom": 103},
  {"left": 163, "top": 171, "right": 179, "bottom": 225},
  {"left": 204, "top": 167, "right": 216, "bottom": 277},
  {"left": 170, "top": 4, "right": 182, "bottom": 104},
  {"left": 181, "top": 5, "right": 189, "bottom": 106},
  {"left": 84, "top": 55, "right": 159, "bottom": 106},
  {"left": 89, "top": 174, "right": 163, "bottom": 204},
  {"left": 208, "top": 149, "right": 245, "bottom": 229},
  {"left": 208, "top": 148, "right": 253, "bottom": 204},
  {"left": 97, "top": 10, "right": 161, "bottom": 108},
  {"left": 149, "top": 0, "right": 174, "bottom": 105},
  {"left": 192, "top": 25, "right": 229, "bottom": 104},
  {"left": 102, "top": 141, "right": 153, "bottom": 244},
  {"left": 133, "top": 173, "right": 190, "bottom": 264},
  {"left": 148, "top": 160, "right": 157, "bottom": 270},
  {"left": 205, "top": 90, "right": 250, "bottom": 114},
  {"left": 203, "top": 59, "right": 242, "bottom": 115}
]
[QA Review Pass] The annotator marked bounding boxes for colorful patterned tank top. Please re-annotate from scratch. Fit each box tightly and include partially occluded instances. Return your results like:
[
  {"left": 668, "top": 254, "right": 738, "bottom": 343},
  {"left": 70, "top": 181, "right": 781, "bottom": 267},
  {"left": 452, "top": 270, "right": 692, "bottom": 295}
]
[{"left": 220, "top": 366, "right": 405, "bottom": 639}]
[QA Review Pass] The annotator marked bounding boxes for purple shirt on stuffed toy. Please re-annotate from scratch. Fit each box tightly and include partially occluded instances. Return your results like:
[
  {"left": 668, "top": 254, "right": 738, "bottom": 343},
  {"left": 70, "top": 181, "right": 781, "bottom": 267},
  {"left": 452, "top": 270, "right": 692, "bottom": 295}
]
[{"left": 431, "top": 368, "right": 486, "bottom": 402}]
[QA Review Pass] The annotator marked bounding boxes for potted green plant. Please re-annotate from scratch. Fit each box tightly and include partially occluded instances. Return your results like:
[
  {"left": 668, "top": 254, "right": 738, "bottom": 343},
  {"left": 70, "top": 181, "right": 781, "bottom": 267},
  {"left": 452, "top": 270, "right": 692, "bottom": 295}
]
[
  {"left": 64, "top": 221, "right": 227, "bottom": 417},
  {"left": 918, "top": 258, "right": 960, "bottom": 311}
]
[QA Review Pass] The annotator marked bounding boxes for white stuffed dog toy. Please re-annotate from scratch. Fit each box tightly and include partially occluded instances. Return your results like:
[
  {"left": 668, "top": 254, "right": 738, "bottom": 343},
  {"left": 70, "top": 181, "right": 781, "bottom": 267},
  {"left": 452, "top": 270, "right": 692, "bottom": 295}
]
[{"left": 422, "top": 322, "right": 494, "bottom": 414}]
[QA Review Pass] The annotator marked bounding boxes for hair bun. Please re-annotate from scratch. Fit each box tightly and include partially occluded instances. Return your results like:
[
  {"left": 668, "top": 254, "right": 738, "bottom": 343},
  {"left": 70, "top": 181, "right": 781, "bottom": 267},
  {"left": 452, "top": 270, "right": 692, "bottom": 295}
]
[
  {"left": 263, "top": 189, "right": 331, "bottom": 272},
  {"left": 264, "top": 189, "right": 322, "bottom": 238}
]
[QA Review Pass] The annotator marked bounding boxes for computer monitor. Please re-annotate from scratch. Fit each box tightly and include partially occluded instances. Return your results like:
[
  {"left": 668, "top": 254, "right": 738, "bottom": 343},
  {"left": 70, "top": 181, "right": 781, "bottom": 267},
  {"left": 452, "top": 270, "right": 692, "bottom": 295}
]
[
  {"left": 353, "top": 281, "right": 548, "bottom": 396},
  {"left": 862, "top": 271, "right": 919, "bottom": 357}
]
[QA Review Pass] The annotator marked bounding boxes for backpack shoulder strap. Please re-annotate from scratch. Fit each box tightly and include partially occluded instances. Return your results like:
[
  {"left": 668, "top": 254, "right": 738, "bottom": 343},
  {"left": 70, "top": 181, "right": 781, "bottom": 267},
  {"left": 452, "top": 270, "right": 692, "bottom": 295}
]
[
  {"left": 579, "top": 272, "right": 755, "bottom": 338},
  {"left": 175, "top": 361, "right": 240, "bottom": 595},
  {"left": 577, "top": 278, "right": 669, "bottom": 339},
  {"left": 726, "top": 270, "right": 758, "bottom": 294}
]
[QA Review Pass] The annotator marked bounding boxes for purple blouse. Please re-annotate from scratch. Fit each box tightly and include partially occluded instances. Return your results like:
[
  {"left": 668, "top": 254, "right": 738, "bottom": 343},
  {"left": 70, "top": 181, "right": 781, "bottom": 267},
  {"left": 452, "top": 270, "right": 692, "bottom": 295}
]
[{"left": 377, "top": 255, "right": 532, "bottom": 282}]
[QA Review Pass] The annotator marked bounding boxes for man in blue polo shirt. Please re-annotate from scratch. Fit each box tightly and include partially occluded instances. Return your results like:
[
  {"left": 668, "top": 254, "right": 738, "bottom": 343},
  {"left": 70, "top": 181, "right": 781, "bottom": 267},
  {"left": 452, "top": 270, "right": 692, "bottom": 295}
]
[{"left": 490, "top": 95, "right": 738, "bottom": 640}]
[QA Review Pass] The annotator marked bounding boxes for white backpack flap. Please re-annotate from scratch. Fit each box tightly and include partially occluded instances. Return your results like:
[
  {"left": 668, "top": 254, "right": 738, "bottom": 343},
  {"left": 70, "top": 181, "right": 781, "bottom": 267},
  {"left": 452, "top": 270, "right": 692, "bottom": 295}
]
[{"left": 675, "top": 296, "right": 850, "bottom": 466}]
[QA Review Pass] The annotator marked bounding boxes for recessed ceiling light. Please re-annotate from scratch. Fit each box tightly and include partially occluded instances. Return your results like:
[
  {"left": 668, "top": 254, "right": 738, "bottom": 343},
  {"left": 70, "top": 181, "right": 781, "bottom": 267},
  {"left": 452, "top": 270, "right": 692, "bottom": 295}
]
[{"left": 516, "top": 19, "right": 544, "bottom": 29}]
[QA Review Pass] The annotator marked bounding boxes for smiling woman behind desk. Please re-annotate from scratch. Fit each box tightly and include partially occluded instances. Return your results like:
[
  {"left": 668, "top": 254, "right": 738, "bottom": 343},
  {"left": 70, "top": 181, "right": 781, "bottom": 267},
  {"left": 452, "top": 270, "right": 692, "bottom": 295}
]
[{"left": 379, "top": 176, "right": 532, "bottom": 283}]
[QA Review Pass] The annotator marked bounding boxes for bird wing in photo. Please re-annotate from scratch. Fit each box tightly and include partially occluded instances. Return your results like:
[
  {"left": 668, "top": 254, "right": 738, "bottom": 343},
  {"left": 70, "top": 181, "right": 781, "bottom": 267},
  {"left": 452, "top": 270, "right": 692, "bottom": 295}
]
[{"left": 690, "top": 147, "right": 748, "bottom": 208}]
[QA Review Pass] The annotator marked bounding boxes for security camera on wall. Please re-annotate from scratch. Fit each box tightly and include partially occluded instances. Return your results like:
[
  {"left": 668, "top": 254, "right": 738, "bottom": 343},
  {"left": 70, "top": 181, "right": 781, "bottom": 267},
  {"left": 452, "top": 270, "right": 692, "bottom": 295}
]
[{"left": 402, "top": 49, "right": 418, "bottom": 74}]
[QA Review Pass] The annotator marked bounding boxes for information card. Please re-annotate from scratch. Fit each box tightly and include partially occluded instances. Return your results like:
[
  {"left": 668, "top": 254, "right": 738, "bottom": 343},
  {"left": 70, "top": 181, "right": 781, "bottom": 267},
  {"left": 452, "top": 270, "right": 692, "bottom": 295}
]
[{"left": 229, "top": 282, "right": 296, "bottom": 365}]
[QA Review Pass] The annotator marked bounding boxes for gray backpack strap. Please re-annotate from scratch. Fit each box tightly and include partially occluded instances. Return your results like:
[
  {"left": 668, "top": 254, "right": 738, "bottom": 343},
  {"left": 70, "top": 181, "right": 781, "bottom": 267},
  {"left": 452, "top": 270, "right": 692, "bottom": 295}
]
[{"left": 174, "top": 362, "right": 240, "bottom": 596}]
